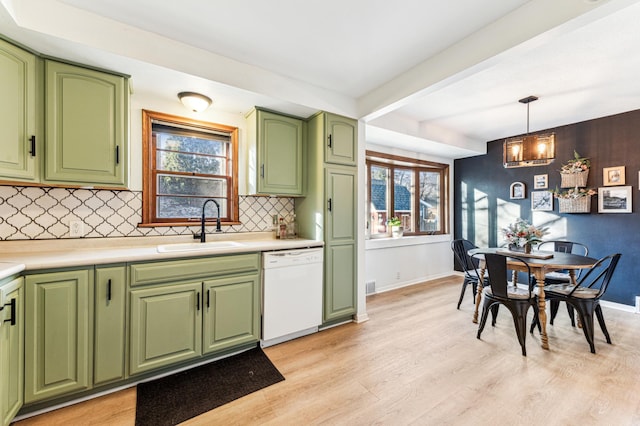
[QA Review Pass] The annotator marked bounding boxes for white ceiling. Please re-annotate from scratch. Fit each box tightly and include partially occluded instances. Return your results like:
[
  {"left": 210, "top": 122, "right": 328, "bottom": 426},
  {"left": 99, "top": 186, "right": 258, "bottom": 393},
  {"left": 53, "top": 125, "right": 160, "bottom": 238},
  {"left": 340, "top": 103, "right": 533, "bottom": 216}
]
[{"left": 1, "top": 0, "right": 639, "bottom": 158}]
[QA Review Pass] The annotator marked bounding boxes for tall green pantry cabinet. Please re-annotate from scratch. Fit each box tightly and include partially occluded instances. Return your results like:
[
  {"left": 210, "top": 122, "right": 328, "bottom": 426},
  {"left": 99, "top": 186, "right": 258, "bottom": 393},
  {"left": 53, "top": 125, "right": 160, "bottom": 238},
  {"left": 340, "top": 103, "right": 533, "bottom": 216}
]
[{"left": 297, "top": 112, "right": 358, "bottom": 324}]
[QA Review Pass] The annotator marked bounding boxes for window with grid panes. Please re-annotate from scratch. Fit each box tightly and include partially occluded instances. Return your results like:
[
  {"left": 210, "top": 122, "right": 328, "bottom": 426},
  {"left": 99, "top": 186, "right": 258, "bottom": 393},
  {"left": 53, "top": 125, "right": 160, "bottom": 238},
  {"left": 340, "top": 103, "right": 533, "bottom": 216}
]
[
  {"left": 366, "top": 151, "right": 448, "bottom": 237},
  {"left": 141, "top": 110, "right": 239, "bottom": 226}
]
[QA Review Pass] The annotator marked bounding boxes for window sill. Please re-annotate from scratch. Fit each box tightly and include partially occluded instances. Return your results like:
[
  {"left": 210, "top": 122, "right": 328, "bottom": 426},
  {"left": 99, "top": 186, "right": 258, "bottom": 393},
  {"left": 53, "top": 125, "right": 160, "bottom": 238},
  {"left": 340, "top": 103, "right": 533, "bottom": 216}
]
[
  {"left": 365, "top": 233, "right": 450, "bottom": 250},
  {"left": 137, "top": 221, "right": 242, "bottom": 228}
]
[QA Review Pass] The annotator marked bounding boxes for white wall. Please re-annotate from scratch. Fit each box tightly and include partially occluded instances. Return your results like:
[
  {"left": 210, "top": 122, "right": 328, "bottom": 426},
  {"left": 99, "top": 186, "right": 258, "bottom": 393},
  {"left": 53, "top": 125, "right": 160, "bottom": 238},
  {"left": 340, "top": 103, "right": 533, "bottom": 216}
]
[
  {"left": 128, "top": 91, "right": 250, "bottom": 191},
  {"left": 365, "top": 235, "right": 453, "bottom": 293},
  {"left": 363, "top": 143, "right": 454, "bottom": 294}
]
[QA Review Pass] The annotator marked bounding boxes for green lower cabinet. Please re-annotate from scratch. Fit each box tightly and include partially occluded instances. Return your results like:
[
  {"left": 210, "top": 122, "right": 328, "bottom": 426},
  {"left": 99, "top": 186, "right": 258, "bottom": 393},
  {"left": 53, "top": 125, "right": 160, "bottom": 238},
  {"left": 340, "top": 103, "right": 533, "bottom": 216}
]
[
  {"left": 94, "top": 266, "right": 126, "bottom": 386},
  {"left": 1, "top": 277, "right": 24, "bottom": 426},
  {"left": 130, "top": 273, "right": 260, "bottom": 375},
  {"left": 129, "top": 282, "right": 202, "bottom": 375},
  {"left": 203, "top": 274, "right": 260, "bottom": 354},
  {"left": 25, "top": 270, "right": 92, "bottom": 404},
  {"left": 324, "top": 243, "right": 357, "bottom": 321}
]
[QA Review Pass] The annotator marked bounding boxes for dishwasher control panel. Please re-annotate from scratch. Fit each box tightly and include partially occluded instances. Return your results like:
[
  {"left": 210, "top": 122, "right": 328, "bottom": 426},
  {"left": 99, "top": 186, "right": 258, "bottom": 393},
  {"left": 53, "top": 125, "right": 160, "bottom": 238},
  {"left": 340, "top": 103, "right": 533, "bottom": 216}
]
[{"left": 262, "top": 247, "right": 323, "bottom": 268}]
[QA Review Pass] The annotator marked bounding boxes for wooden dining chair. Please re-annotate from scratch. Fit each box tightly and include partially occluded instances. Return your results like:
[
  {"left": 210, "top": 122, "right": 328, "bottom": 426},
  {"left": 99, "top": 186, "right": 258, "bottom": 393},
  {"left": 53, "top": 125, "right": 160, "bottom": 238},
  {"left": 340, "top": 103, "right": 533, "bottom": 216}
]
[
  {"left": 475, "top": 252, "right": 538, "bottom": 356},
  {"left": 543, "top": 253, "right": 621, "bottom": 354},
  {"left": 537, "top": 240, "right": 589, "bottom": 326},
  {"left": 451, "top": 239, "right": 488, "bottom": 309}
]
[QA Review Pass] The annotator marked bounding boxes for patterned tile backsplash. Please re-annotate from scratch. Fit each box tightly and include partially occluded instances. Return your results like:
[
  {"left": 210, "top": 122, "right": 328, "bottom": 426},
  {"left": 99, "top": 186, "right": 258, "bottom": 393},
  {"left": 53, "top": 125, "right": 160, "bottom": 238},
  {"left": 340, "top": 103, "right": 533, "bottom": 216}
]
[{"left": 0, "top": 186, "right": 294, "bottom": 241}]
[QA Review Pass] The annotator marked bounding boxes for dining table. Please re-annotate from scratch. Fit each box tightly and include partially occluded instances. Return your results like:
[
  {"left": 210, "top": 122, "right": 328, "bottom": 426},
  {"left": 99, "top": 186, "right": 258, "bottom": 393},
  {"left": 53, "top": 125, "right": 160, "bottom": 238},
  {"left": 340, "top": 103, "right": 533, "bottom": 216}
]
[{"left": 468, "top": 247, "right": 598, "bottom": 350}]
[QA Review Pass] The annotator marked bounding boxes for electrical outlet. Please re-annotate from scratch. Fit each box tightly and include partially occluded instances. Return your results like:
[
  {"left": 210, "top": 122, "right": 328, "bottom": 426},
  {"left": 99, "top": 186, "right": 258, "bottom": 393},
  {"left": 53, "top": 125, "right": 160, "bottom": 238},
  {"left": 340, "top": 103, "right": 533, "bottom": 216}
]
[
  {"left": 396, "top": 271, "right": 401, "bottom": 280},
  {"left": 69, "top": 220, "right": 84, "bottom": 238}
]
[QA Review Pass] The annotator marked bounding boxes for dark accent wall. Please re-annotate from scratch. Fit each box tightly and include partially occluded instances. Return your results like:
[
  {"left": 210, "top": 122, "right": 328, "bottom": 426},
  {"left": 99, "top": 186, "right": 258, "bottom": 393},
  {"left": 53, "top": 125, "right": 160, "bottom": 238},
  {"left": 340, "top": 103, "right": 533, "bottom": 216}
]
[{"left": 454, "top": 109, "right": 640, "bottom": 305}]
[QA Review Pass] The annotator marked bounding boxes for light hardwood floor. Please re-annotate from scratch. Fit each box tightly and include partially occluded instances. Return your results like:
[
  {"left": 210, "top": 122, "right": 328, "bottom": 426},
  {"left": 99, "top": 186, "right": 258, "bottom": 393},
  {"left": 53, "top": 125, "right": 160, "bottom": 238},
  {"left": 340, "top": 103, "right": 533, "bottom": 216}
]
[{"left": 14, "top": 275, "right": 640, "bottom": 425}]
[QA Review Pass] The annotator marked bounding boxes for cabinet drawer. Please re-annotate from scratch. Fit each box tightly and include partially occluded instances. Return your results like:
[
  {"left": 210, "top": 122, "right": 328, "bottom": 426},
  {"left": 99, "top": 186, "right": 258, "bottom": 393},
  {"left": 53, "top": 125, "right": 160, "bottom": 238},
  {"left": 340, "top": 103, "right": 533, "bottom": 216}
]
[{"left": 130, "top": 253, "right": 260, "bottom": 287}]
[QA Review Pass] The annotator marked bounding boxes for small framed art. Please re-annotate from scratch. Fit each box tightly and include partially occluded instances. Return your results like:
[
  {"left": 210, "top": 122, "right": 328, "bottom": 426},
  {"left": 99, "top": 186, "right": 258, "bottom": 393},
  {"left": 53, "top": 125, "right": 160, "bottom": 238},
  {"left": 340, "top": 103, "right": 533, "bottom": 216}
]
[
  {"left": 510, "top": 182, "right": 525, "bottom": 199},
  {"left": 603, "top": 166, "right": 625, "bottom": 186},
  {"left": 534, "top": 174, "right": 548, "bottom": 189},
  {"left": 598, "top": 186, "right": 632, "bottom": 213},
  {"left": 531, "top": 190, "right": 553, "bottom": 211}
]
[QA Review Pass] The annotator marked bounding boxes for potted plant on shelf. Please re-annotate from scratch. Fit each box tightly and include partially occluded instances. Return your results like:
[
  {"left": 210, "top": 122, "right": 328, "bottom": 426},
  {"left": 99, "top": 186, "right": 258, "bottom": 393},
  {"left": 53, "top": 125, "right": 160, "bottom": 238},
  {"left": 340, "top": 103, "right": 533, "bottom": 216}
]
[
  {"left": 387, "top": 216, "right": 403, "bottom": 238},
  {"left": 560, "top": 150, "right": 590, "bottom": 188},
  {"left": 501, "top": 218, "right": 549, "bottom": 254},
  {"left": 551, "top": 186, "right": 596, "bottom": 213}
]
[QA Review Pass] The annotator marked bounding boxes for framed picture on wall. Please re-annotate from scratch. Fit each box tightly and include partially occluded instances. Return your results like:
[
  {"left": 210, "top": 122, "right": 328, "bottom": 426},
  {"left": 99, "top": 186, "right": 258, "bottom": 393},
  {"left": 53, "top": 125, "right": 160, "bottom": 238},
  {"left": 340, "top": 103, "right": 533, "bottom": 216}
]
[
  {"left": 598, "top": 186, "right": 632, "bottom": 213},
  {"left": 510, "top": 182, "right": 525, "bottom": 199},
  {"left": 603, "top": 166, "right": 625, "bottom": 186},
  {"left": 533, "top": 174, "right": 548, "bottom": 189},
  {"left": 531, "top": 190, "right": 553, "bottom": 211}
]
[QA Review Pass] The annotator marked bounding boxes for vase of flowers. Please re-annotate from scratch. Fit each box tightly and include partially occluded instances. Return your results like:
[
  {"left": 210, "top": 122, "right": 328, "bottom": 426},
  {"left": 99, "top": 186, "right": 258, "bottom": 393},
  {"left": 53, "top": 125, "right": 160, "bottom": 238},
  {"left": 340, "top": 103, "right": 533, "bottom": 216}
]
[
  {"left": 502, "top": 218, "right": 549, "bottom": 253},
  {"left": 552, "top": 186, "right": 596, "bottom": 213},
  {"left": 560, "top": 150, "right": 590, "bottom": 188}
]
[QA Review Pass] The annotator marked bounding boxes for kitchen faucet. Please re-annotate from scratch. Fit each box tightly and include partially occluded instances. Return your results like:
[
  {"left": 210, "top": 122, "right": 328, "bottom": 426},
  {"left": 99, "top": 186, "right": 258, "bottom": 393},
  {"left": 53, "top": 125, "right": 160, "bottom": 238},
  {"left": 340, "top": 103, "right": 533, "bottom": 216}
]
[{"left": 195, "top": 199, "right": 222, "bottom": 242}]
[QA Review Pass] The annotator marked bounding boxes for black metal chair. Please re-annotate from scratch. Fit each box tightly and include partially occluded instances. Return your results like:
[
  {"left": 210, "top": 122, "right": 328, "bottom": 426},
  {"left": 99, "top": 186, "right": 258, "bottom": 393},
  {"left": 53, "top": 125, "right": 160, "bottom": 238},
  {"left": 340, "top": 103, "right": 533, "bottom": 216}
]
[
  {"left": 537, "top": 240, "right": 589, "bottom": 326},
  {"left": 543, "top": 253, "right": 621, "bottom": 354},
  {"left": 475, "top": 252, "right": 538, "bottom": 356},
  {"left": 451, "top": 239, "right": 488, "bottom": 309}
]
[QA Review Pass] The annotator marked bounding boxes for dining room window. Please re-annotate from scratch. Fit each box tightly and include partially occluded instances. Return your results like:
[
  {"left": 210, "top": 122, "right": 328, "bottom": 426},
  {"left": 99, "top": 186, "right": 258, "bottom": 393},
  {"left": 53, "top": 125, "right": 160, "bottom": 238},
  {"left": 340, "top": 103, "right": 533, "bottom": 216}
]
[
  {"left": 366, "top": 151, "right": 448, "bottom": 237},
  {"left": 140, "top": 110, "right": 239, "bottom": 226}
]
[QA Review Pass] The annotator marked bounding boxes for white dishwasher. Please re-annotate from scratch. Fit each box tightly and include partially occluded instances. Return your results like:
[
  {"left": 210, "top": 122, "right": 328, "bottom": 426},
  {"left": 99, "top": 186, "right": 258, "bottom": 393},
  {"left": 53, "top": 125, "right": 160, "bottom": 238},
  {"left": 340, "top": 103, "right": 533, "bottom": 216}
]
[{"left": 261, "top": 247, "right": 323, "bottom": 347}]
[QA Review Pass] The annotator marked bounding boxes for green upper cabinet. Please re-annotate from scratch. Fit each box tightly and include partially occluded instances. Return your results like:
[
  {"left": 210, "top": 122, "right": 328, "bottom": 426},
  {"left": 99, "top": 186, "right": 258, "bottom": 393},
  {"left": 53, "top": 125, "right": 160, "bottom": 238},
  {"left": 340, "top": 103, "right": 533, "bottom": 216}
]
[
  {"left": 325, "top": 112, "right": 357, "bottom": 166},
  {"left": 0, "top": 39, "right": 38, "bottom": 183},
  {"left": 245, "top": 108, "right": 304, "bottom": 196},
  {"left": 45, "top": 60, "right": 128, "bottom": 187},
  {"left": 0, "top": 277, "right": 24, "bottom": 426},
  {"left": 24, "top": 269, "right": 92, "bottom": 404}
]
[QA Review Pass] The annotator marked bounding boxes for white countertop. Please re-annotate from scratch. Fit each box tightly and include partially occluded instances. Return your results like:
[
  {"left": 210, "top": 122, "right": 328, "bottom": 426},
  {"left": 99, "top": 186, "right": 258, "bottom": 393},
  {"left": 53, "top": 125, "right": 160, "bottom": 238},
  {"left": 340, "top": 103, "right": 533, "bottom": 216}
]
[{"left": 0, "top": 233, "right": 323, "bottom": 280}]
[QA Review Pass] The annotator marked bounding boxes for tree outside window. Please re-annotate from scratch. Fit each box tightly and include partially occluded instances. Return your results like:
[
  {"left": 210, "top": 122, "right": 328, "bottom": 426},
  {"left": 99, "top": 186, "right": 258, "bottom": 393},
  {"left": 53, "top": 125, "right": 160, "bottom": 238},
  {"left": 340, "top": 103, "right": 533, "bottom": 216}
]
[{"left": 141, "top": 110, "right": 239, "bottom": 226}]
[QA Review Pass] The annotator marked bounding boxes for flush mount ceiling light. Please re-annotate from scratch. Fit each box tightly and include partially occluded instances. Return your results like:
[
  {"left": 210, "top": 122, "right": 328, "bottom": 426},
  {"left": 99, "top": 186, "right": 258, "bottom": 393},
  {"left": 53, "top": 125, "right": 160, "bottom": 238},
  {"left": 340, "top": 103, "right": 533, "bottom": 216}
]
[
  {"left": 503, "top": 95, "right": 555, "bottom": 168},
  {"left": 178, "top": 92, "right": 212, "bottom": 112}
]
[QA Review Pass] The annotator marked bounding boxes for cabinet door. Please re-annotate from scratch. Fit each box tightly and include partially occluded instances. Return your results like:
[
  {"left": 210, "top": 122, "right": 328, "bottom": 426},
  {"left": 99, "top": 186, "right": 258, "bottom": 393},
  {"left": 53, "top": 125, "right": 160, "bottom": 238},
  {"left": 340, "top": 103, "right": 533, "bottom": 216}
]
[
  {"left": 203, "top": 274, "right": 260, "bottom": 354},
  {"left": 324, "top": 243, "right": 357, "bottom": 321},
  {"left": 325, "top": 113, "right": 357, "bottom": 166},
  {"left": 25, "top": 270, "right": 92, "bottom": 403},
  {"left": 324, "top": 166, "right": 357, "bottom": 321},
  {"left": 94, "top": 266, "right": 126, "bottom": 386},
  {"left": 258, "top": 110, "right": 304, "bottom": 195},
  {"left": 45, "top": 60, "right": 128, "bottom": 187},
  {"left": 0, "top": 39, "right": 38, "bottom": 182},
  {"left": 1, "top": 278, "right": 23, "bottom": 426},
  {"left": 325, "top": 166, "right": 357, "bottom": 244},
  {"left": 130, "top": 282, "right": 202, "bottom": 375}
]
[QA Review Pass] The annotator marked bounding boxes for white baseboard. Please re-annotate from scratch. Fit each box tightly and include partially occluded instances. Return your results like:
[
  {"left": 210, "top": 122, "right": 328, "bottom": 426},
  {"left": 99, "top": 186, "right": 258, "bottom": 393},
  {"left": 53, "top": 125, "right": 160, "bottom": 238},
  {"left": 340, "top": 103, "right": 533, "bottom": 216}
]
[{"left": 370, "top": 271, "right": 455, "bottom": 295}]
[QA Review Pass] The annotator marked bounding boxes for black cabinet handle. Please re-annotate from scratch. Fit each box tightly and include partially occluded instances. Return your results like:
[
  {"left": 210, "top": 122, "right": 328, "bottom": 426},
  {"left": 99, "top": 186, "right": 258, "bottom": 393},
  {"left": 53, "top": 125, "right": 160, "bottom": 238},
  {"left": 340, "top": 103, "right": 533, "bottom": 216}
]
[
  {"left": 196, "top": 292, "right": 200, "bottom": 311},
  {"left": 260, "top": 164, "right": 265, "bottom": 178},
  {"left": 328, "top": 198, "right": 332, "bottom": 212},
  {"left": 207, "top": 289, "right": 210, "bottom": 309},
  {"left": 29, "top": 135, "right": 36, "bottom": 157},
  {"left": 1, "top": 299, "right": 16, "bottom": 326},
  {"left": 107, "top": 279, "right": 112, "bottom": 304},
  {"left": 115, "top": 146, "right": 120, "bottom": 164},
  {"left": 328, "top": 134, "right": 332, "bottom": 148}
]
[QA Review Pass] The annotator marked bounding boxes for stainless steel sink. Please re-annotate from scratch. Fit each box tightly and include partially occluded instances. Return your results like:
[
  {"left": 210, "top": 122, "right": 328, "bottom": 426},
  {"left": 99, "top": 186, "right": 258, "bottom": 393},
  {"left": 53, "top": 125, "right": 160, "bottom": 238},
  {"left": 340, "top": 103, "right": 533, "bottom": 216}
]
[{"left": 157, "top": 241, "right": 245, "bottom": 253}]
